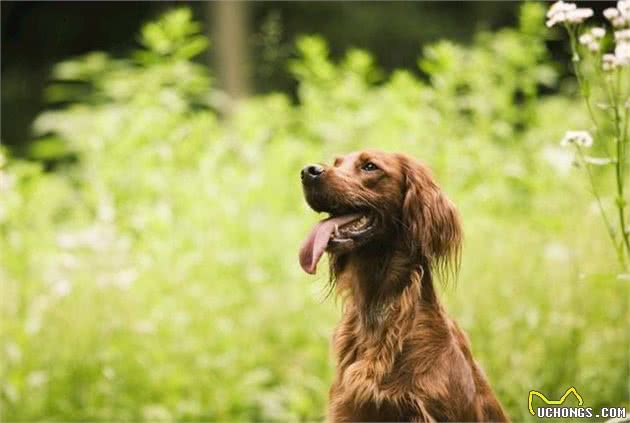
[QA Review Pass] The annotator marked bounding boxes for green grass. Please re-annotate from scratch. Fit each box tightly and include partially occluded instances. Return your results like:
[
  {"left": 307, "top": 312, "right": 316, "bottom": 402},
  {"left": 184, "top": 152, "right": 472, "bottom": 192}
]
[{"left": 1, "top": 5, "right": 628, "bottom": 422}]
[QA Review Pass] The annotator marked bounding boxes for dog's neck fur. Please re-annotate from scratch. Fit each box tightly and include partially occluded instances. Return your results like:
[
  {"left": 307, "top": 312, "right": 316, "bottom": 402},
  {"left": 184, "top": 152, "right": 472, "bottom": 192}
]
[{"left": 332, "top": 243, "right": 440, "bottom": 330}]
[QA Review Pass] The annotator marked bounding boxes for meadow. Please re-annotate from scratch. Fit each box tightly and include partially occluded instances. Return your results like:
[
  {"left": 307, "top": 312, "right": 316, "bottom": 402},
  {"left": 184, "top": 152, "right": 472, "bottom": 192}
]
[{"left": 1, "top": 4, "right": 628, "bottom": 421}]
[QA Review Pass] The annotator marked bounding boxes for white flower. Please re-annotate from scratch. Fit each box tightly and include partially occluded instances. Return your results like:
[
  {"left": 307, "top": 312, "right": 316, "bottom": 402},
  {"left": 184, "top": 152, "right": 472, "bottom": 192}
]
[
  {"left": 579, "top": 33, "right": 594, "bottom": 45},
  {"left": 604, "top": 3, "right": 628, "bottom": 26},
  {"left": 579, "top": 33, "right": 600, "bottom": 51},
  {"left": 615, "top": 29, "right": 630, "bottom": 41},
  {"left": 591, "top": 27, "right": 606, "bottom": 38},
  {"left": 547, "top": 0, "right": 577, "bottom": 18},
  {"left": 615, "top": 42, "right": 630, "bottom": 65},
  {"left": 604, "top": 7, "right": 620, "bottom": 20},
  {"left": 560, "top": 130, "right": 594, "bottom": 147},
  {"left": 546, "top": 1, "right": 593, "bottom": 26},
  {"left": 603, "top": 53, "right": 619, "bottom": 70},
  {"left": 546, "top": 16, "right": 561, "bottom": 28},
  {"left": 579, "top": 28, "right": 605, "bottom": 53},
  {"left": 546, "top": 1, "right": 577, "bottom": 27},
  {"left": 588, "top": 41, "right": 600, "bottom": 52},
  {"left": 566, "top": 8, "right": 593, "bottom": 23},
  {"left": 612, "top": 16, "right": 627, "bottom": 28}
]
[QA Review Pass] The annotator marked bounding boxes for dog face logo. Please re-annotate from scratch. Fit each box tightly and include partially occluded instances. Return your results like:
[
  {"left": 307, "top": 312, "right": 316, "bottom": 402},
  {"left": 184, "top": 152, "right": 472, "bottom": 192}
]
[{"left": 528, "top": 387, "right": 584, "bottom": 416}]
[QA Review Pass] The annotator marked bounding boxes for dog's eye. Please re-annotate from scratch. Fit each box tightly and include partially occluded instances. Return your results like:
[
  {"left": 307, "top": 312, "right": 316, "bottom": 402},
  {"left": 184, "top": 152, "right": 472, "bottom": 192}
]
[{"left": 361, "top": 162, "right": 379, "bottom": 172}]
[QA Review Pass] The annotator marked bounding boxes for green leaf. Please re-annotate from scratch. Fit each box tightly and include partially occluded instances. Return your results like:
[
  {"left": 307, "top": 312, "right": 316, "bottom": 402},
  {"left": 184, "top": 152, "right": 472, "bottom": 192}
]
[{"left": 584, "top": 156, "right": 615, "bottom": 165}]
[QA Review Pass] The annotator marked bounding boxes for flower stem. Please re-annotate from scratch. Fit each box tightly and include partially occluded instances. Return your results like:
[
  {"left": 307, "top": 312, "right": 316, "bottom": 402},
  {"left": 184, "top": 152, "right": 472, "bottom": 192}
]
[
  {"left": 566, "top": 25, "right": 600, "bottom": 130},
  {"left": 611, "top": 72, "right": 630, "bottom": 263},
  {"left": 567, "top": 24, "right": 629, "bottom": 269},
  {"left": 575, "top": 146, "right": 625, "bottom": 267}
]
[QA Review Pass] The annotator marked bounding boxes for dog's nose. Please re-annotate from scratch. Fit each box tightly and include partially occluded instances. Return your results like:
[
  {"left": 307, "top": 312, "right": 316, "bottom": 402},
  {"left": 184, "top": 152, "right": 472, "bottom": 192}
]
[{"left": 301, "top": 164, "right": 324, "bottom": 182}]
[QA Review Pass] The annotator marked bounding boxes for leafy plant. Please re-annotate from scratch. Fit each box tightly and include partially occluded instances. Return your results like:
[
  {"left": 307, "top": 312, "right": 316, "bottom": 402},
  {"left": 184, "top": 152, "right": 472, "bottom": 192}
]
[
  {"left": 1, "top": 5, "right": 627, "bottom": 422},
  {"left": 546, "top": 0, "right": 630, "bottom": 271}
]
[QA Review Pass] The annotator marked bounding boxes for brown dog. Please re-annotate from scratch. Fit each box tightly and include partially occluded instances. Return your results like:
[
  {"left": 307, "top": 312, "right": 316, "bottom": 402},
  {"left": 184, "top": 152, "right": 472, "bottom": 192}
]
[{"left": 299, "top": 150, "right": 508, "bottom": 422}]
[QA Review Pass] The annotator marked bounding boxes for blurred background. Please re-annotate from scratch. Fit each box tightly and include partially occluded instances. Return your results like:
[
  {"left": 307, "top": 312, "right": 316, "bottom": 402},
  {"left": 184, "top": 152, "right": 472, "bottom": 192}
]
[{"left": 1, "top": 1, "right": 628, "bottom": 422}]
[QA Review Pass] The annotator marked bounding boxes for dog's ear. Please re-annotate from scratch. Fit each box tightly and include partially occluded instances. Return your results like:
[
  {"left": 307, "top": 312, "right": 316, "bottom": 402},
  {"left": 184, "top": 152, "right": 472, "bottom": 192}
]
[{"left": 401, "top": 156, "right": 462, "bottom": 270}]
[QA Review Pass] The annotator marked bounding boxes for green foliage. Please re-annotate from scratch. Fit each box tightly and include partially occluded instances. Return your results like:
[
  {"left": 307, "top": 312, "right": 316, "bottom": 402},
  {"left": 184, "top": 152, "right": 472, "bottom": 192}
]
[
  {"left": 1, "top": 5, "right": 627, "bottom": 422},
  {"left": 547, "top": 1, "right": 630, "bottom": 271},
  {"left": 138, "top": 8, "right": 209, "bottom": 61}
]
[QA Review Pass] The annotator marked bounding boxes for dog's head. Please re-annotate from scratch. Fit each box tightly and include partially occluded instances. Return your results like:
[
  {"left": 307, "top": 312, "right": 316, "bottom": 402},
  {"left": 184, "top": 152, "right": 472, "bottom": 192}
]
[{"left": 299, "top": 149, "right": 462, "bottom": 275}]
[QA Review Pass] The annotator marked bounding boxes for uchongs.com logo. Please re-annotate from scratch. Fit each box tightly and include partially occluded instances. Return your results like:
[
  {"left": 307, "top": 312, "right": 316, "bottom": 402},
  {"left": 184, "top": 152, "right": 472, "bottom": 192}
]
[{"left": 528, "top": 387, "right": 627, "bottom": 419}]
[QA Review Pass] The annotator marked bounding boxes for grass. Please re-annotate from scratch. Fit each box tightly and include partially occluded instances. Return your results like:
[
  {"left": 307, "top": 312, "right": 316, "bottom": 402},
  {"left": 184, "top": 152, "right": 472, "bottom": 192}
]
[{"left": 1, "top": 4, "right": 628, "bottom": 422}]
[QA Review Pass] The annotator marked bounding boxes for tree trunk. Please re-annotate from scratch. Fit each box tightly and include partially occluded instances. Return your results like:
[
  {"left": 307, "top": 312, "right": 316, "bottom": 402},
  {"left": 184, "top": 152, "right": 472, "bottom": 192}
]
[{"left": 210, "top": 1, "right": 250, "bottom": 106}]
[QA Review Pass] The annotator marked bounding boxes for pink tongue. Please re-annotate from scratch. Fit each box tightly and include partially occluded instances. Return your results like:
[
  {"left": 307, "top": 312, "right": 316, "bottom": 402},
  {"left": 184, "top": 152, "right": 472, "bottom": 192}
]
[{"left": 299, "top": 214, "right": 362, "bottom": 274}]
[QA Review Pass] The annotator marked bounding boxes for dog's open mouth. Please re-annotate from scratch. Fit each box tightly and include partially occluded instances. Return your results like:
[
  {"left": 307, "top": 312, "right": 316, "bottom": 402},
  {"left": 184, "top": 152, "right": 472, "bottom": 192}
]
[{"left": 299, "top": 212, "right": 375, "bottom": 274}]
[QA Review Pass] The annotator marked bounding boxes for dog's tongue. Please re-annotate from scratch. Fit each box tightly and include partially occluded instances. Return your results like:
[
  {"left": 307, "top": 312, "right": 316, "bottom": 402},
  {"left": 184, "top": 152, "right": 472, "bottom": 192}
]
[{"left": 299, "top": 214, "right": 362, "bottom": 274}]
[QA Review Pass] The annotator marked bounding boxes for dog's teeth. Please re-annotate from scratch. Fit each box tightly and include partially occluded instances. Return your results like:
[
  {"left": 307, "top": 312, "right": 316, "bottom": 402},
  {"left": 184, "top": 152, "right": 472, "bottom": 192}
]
[{"left": 334, "top": 224, "right": 340, "bottom": 238}]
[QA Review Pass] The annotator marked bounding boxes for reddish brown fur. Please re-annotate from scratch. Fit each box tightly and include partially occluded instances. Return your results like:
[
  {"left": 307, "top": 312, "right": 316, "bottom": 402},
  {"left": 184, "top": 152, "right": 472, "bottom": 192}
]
[{"left": 301, "top": 150, "right": 509, "bottom": 422}]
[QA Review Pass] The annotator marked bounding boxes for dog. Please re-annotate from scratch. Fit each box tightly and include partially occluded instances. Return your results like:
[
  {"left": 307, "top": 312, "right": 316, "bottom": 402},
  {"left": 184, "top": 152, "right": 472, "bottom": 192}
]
[{"left": 299, "top": 150, "right": 509, "bottom": 422}]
